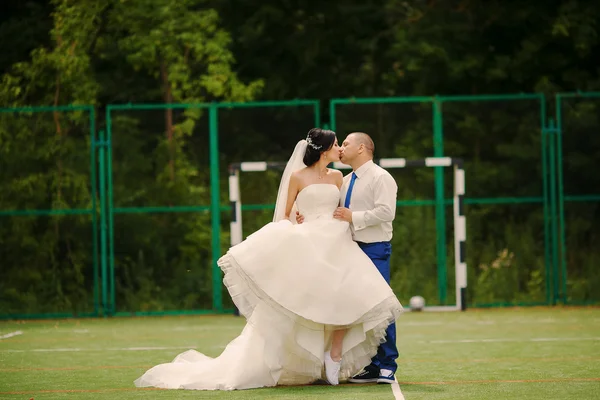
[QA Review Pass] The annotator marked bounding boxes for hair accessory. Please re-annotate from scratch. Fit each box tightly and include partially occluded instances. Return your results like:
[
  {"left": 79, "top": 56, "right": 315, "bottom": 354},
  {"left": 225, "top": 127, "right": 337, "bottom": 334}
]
[{"left": 306, "top": 135, "right": 322, "bottom": 150}]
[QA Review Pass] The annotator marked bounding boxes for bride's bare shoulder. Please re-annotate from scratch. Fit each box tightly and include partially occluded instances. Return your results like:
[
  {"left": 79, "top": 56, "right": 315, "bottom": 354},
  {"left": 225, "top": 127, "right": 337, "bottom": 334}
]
[
  {"left": 329, "top": 169, "right": 343, "bottom": 178},
  {"left": 291, "top": 168, "right": 310, "bottom": 183},
  {"left": 329, "top": 169, "right": 343, "bottom": 187},
  {"left": 292, "top": 167, "right": 310, "bottom": 178}
]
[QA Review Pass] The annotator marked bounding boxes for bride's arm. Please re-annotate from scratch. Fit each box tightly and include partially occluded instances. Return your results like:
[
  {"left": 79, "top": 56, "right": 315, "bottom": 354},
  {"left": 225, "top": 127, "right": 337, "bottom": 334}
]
[{"left": 284, "top": 173, "right": 300, "bottom": 219}]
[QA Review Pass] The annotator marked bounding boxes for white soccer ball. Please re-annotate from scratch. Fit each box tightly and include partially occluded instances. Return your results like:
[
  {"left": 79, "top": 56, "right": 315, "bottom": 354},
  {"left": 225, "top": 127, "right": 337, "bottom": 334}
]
[{"left": 409, "top": 295, "right": 425, "bottom": 311}]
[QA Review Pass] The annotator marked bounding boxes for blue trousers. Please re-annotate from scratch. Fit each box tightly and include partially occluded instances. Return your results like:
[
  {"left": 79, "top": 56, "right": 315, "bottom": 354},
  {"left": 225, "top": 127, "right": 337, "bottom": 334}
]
[{"left": 357, "top": 241, "right": 398, "bottom": 373}]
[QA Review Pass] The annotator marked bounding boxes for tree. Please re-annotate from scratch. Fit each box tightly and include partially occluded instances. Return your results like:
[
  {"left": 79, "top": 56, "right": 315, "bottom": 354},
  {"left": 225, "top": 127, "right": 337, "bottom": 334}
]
[
  {"left": 107, "top": 0, "right": 262, "bottom": 179},
  {"left": 0, "top": 0, "right": 263, "bottom": 313}
]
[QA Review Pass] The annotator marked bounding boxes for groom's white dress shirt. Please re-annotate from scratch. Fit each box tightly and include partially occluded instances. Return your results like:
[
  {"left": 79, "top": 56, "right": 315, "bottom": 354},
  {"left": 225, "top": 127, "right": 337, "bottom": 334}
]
[{"left": 339, "top": 160, "right": 398, "bottom": 243}]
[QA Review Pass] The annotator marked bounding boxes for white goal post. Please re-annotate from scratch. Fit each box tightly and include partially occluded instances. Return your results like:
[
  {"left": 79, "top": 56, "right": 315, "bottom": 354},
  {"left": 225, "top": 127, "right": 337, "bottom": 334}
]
[{"left": 227, "top": 157, "right": 467, "bottom": 311}]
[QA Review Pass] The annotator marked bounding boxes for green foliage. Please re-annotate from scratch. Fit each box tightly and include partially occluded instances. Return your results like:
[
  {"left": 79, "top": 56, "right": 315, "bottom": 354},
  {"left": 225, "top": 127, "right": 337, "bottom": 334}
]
[
  {"left": 390, "top": 204, "right": 438, "bottom": 303},
  {"left": 109, "top": 0, "right": 263, "bottom": 103}
]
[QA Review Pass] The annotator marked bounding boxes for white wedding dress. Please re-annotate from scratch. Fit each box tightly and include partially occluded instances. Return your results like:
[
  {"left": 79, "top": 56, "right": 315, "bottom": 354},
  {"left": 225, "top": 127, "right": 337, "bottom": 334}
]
[{"left": 134, "top": 183, "right": 403, "bottom": 390}]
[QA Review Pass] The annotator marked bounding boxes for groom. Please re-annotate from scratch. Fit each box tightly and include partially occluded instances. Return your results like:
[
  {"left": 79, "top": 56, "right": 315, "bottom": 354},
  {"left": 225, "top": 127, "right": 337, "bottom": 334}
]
[{"left": 298, "top": 132, "right": 399, "bottom": 384}]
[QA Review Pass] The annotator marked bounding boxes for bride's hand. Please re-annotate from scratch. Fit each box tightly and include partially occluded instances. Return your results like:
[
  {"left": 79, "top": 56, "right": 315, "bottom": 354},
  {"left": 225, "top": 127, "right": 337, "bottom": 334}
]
[{"left": 295, "top": 211, "right": 305, "bottom": 224}]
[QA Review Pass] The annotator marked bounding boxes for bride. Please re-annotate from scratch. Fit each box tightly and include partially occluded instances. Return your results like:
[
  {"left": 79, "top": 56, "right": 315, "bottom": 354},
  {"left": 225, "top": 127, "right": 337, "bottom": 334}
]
[{"left": 134, "top": 128, "right": 403, "bottom": 390}]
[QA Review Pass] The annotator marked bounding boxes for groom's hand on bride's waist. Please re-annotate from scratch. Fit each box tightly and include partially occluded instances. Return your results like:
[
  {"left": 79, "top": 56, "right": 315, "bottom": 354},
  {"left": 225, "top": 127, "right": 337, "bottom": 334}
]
[
  {"left": 333, "top": 207, "right": 352, "bottom": 222},
  {"left": 295, "top": 211, "right": 305, "bottom": 224}
]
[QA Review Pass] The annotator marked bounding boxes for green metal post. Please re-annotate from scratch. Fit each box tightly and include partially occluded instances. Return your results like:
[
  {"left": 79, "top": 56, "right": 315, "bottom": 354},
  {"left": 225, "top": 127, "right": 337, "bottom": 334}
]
[
  {"left": 433, "top": 98, "right": 447, "bottom": 304},
  {"left": 209, "top": 104, "right": 223, "bottom": 312},
  {"left": 217, "top": 100, "right": 317, "bottom": 108},
  {"left": 329, "top": 101, "right": 337, "bottom": 132},
  {"left": 555, "top": 98, "right": 568, "bottom": 304},
  {"left": 314, "top": 101, "right": 321, "bottom": 128},
  {"left": 438, "top": 94, "right": 543, "bottom": 102},
  {"left": 548, "top": 118, "right": 559, "bottom": 305},
  {"left": 89, "top": 107, "right": 99, "bottom": 316},
  {"left": 98, "top": 130, "right": 108, "bottom": 315},
  {"left": 541, "top": 105, "right": 552, "bottom": 305},
  {"left": 106, "top": 108, "right": 116, "bottom": 315}
]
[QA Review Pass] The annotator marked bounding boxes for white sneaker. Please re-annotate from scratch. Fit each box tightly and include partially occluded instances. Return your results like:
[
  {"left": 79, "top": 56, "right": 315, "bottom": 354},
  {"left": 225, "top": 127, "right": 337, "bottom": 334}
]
[
  {"left": 377, "top": 368, "right": 395, "bottom": 384},
  {"left": 324, "top": 351, "right": 341, "bottom": 385}
]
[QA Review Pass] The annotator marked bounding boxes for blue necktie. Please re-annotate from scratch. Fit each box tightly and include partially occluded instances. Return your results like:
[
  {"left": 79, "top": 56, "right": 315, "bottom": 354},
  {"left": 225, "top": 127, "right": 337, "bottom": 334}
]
[{"left": 344, "top": 172, "right": 357, "bottom": 208}]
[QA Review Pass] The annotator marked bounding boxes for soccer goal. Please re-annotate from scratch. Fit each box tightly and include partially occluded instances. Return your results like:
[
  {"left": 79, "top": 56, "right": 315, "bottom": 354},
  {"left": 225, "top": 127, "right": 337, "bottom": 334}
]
[{"left": 227, "top": 157, "right": 467, "bottom": 311}]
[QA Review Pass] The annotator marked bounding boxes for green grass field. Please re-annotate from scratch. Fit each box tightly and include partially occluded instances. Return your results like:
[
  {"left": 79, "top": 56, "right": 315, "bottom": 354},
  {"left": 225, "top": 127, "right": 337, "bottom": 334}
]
[{"left": 1, "top": 307, "right": 599, "bottom": 400}]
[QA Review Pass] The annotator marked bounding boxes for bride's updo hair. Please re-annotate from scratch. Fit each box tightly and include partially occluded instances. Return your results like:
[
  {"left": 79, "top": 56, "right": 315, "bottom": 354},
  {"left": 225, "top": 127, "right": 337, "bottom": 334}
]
[{"left": 303, "top": 128, "right": 336, "bottom": 167}]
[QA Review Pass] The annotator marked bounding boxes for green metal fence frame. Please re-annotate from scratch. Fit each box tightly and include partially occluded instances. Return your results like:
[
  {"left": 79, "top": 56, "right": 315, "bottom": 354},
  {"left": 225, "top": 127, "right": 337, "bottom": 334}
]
[
  {"left": 330, "top": 94, "right": 547, "bottom": 306},
  {"left": 104, "top": 103, "right": 217, "bottom": 316},
  {"left": 103, "top": 100, "right": 320, "bottom": 316},
  {"left": 0, "top": 105, "right": 99, "bottom": 319},
  {"left": 213, "top": 99, "right": 320, "bottom": 313},
  {"left": 439, "top": 94, "right": 549, "bottom": 308},
  {"left": 329, "top": 96, "right": 452, "bottom": 303},
  {"left": 555, "top": 92, "right": 600, "bottom": 305},
  {"left": 3, "top": 94, "right": 600, "bottom": 319}
]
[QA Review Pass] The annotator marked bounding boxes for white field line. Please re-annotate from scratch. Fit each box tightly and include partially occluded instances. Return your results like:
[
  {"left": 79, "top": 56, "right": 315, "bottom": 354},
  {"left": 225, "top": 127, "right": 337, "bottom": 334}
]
[
  {"left": 420, "top": 337, "right": 600, "bottom": 344},
  {"left": 0, "top": 331, "right": 23, "bottom": 340},
  {"left": 391, "top": 376, "right": 405, "bottom": 400},
  {"left": 1, "top": 346, "right": 201, "bottom": 353},
  {"left": 3, "top": 337, "right": 598, "bottom": 352}
]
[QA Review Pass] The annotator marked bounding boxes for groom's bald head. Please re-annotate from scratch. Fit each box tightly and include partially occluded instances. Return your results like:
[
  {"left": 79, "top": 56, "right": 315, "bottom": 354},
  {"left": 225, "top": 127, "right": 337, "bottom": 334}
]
[
  {"left": 340, "top": 132, "right": 376, "bottom": 169},
  {"left": 349, "top": 132, "right": 375, "bottom": 157}
]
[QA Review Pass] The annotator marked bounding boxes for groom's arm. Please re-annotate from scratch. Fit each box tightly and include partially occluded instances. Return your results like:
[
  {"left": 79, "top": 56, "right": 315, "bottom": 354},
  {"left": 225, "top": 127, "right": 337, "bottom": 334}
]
[{"left": 351, "top": 174, "right": 397, "bottom": 231}]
